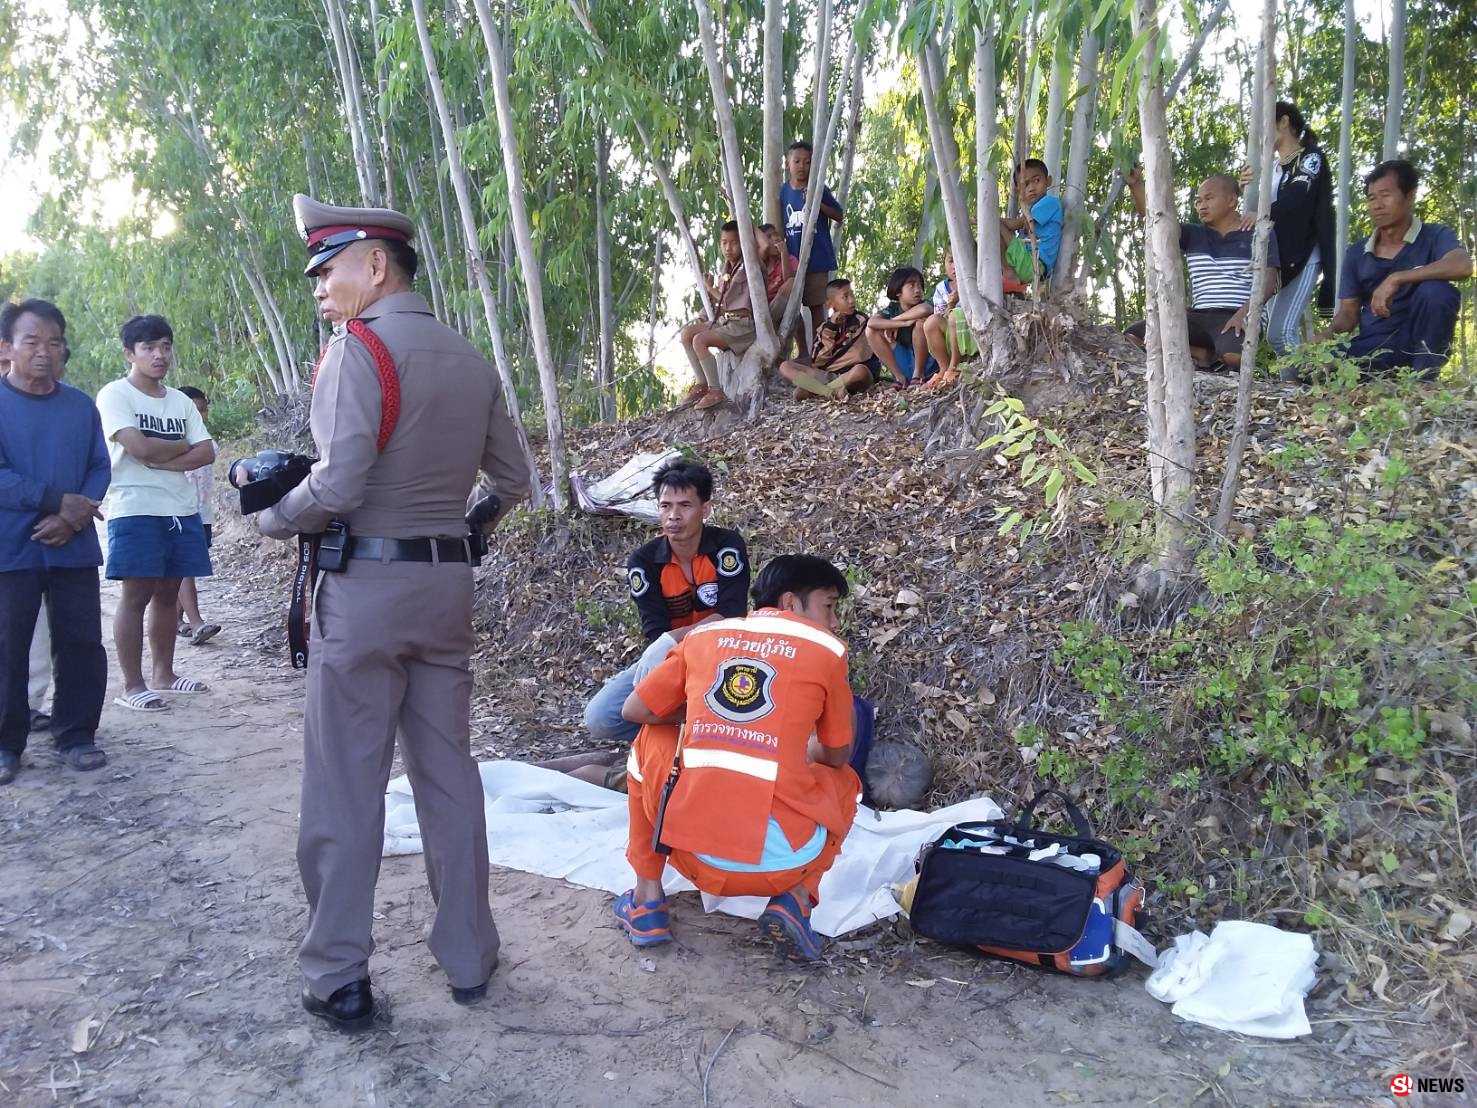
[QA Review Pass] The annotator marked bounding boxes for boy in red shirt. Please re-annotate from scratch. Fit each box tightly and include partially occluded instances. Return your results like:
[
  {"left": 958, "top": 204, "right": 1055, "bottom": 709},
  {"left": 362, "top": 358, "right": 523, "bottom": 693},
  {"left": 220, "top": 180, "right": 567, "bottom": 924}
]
[{"left": 615, "top": 555, "right": 859, "bottom": 961}]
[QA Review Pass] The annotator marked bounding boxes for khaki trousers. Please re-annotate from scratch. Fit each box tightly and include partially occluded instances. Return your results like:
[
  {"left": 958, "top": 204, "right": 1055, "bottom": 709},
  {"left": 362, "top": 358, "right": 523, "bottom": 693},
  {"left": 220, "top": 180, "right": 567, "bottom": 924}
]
[{"left": 297, "top": 557, "right": 499, "bottom": 999}]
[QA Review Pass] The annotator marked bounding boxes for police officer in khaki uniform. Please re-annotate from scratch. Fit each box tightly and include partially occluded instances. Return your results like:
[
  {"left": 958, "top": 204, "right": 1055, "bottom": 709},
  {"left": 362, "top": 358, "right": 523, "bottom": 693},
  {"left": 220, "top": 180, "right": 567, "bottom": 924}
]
[{"left": 259, "top": 195, "right": 531, "bottom": 1031}]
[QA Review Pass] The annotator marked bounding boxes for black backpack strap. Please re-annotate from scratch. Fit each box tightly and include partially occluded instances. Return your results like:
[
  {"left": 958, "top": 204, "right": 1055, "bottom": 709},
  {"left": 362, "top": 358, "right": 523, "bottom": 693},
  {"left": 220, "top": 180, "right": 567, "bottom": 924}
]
[{"left": 1014, "top": 788, "right": 1093, "bottom": 838}]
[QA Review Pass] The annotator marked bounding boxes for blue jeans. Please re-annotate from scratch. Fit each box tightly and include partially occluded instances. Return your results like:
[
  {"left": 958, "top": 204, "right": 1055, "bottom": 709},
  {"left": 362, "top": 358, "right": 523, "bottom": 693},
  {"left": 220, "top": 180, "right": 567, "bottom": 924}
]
[{"left": 583, "top": 633, "right": 677, "bottom": 743}]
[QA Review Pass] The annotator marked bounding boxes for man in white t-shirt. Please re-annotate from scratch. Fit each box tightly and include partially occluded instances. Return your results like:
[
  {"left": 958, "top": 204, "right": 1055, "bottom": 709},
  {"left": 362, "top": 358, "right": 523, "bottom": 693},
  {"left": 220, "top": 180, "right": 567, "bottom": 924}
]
[{"left": 95, "top": 315, "right": 216, "bottom": 712}]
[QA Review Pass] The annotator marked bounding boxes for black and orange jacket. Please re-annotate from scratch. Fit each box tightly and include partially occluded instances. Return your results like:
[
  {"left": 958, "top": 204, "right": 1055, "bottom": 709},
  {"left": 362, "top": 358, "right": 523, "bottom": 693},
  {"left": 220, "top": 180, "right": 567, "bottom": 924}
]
[{"left": 626, "top": 525, "right": 749, "bottom": 642}]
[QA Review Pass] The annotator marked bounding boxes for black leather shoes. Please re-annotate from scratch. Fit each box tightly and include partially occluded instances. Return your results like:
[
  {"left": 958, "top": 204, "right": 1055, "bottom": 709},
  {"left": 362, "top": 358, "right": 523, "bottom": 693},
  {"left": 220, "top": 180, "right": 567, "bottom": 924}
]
[
  {"left": 450, "top": 961, "right": 497, "bottom": 1006},
  {"left": 302, "top": 978, "right": 374, "bottom": 1031}
]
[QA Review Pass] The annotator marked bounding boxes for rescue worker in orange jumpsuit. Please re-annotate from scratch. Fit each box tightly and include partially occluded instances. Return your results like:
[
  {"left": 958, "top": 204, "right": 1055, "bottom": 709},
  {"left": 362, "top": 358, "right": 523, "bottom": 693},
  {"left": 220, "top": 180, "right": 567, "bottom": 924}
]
[{"left": 615, "top": 554, "right": 860, "bottom": 961}]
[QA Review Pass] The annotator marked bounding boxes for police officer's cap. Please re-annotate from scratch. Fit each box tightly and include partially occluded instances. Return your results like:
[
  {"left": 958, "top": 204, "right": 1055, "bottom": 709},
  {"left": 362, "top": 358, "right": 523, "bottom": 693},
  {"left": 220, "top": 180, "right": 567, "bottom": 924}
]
[{"left": 293, "top": 194, "right": 416, "bottom": 276}]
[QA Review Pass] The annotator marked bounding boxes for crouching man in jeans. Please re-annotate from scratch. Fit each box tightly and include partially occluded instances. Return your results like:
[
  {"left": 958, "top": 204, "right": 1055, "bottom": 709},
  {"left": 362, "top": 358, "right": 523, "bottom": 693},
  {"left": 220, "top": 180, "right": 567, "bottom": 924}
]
[{"left": 614, "top": 555, "right": 860, "bottom": 961}]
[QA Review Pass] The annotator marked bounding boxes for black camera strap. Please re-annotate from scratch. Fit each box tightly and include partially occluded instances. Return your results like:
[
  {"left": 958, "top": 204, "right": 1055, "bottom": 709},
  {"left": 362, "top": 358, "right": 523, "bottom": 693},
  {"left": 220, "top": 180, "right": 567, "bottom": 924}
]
[
  {"left": 288, "top": 534, "right": 318, "bottom": 669},
  {"left": 650, "top": 724, "right": 687, "bottom": 856}
]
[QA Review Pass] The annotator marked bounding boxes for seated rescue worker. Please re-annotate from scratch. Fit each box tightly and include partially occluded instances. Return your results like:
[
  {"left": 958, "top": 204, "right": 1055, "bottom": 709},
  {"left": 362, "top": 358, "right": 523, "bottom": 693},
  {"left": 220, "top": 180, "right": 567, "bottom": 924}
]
[
  {"left": 574, "top": 460, "right": 748, "bottom": 776},
  {"left": 1318, "top": 159, "right": 1472, "bottom": 377},
  {"left": 614, "top": 555, "right": 861, "bottom": 962}
]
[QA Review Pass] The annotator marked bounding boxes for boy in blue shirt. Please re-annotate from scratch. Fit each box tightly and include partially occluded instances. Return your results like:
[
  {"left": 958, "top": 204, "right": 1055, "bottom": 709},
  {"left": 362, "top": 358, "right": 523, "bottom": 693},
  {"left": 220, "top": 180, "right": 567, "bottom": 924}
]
[
  {"left": 1320, "top": 159, "right": 1472, "bottom": 377},
  {"left": 780, "top": 141, "right": 845, "bottom": 357},
  {"left": 999, "top": 159, "right": 1064, "bottom": 291},
  {"left": 0, "top": 299, "right": 111, "bottom": 784}
]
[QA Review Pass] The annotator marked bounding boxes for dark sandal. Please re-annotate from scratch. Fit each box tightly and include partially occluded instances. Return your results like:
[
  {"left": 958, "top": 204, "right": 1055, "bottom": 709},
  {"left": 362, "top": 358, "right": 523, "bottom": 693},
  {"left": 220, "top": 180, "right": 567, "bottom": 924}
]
[{"left": 59, "top": 745, "right": 107, "bottom": 772}]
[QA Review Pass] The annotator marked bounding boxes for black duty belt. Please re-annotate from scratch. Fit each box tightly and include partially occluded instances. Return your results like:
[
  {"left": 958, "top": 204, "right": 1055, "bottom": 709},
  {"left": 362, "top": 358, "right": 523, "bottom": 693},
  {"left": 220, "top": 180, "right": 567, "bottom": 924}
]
[{"left": 348, "top": 536, "right": 472, "bottom": 563}]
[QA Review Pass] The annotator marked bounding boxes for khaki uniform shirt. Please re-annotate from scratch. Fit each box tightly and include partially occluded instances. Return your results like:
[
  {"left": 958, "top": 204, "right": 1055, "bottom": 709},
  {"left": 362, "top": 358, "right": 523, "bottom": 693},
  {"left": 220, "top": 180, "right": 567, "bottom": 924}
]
[
  {"left": 715, "top": 261, "right": 753, "bottom": 319},
  {"left": 261, "top": 291, "right": 530, "bottom": 540}
]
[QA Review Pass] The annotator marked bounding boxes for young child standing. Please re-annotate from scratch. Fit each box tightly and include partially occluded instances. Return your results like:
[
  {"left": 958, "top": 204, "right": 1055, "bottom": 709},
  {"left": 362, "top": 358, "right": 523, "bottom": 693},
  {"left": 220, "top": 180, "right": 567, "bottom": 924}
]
[
  {"left": 1000, "top": 159, "right": 1064, "bottom": 291},
  {"left": 780, "top": 141, "right": 845, "bottom": 359},
  {"left": 174, "top": 386, "right": 220, "bottom": 646},
  {"left": 865, "top": 266, "right": 935, "bottom": 386},
  {"left": 778, "top": 279, "right": 883, "bottom": 400}
]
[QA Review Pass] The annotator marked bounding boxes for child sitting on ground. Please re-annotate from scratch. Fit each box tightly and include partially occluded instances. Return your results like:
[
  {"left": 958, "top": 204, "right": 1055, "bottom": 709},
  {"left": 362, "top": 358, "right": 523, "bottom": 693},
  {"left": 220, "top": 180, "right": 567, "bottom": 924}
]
[
  {"left": 865, "top": 266, "right": 935, "bottom": 387},
  {"left": 920, "top": 250, "right": 979, "bottom": 390},
  {"left": 758, "top": 222, "right": 797, "bottom": 327},
  {"left": 778, "top": 278, "right": 884, "bottom": 400},
  {"left": 999, "top": 159, "right": 1064, "bottom": 293}
]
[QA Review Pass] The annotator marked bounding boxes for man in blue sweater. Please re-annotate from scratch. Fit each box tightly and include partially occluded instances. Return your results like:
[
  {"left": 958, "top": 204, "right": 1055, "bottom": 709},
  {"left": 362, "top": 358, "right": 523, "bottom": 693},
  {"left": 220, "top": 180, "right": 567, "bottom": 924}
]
[{"left": 0, "top": 299, "right": 111, "bottom": 785}]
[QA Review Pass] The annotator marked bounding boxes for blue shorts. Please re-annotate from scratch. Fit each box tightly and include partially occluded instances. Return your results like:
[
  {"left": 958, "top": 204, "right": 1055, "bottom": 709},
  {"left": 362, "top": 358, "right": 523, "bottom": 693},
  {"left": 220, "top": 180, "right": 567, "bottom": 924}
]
[
  {"left": 895, "top": 346, "right": 938, "bottom": 385},
  {"left": 106, "top": 513, "right": 213, "bottom": 581}
]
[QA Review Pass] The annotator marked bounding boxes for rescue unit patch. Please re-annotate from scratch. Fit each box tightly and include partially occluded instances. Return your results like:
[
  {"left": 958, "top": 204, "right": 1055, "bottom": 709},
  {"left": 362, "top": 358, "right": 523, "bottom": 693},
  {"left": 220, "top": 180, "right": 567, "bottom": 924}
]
[
  {"left": 1300, "top": 152, "right": 1322, "bottom": 176},
  {"left": 629, "top": 567, "right": 649, "bottom": 597},
  {"left": 716, "top": 546, "right": 744, "bottom": 577},
  {"left": 705, "top": 658, "right": 776, "bottom": 723},
  {"left": 697, "top": 581, "right": 720, "bottom": 607}
]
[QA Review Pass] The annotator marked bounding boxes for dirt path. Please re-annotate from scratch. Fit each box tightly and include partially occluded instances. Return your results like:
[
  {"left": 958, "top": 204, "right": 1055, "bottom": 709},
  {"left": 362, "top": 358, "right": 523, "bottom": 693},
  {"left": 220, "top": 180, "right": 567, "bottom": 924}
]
[{"left": 0, "top": 572, "right": 1409, "bottom": 1106}]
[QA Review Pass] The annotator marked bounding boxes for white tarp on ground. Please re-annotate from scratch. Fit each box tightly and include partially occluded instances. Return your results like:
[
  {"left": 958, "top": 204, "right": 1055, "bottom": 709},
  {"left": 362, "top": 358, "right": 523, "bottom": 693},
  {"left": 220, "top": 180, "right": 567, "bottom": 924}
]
[
  {"left": 569, "top": 449, "right": 683, "bottom": 523},
  {"left": 384, "top": 761, "right": 1003, "bottom": 938}
]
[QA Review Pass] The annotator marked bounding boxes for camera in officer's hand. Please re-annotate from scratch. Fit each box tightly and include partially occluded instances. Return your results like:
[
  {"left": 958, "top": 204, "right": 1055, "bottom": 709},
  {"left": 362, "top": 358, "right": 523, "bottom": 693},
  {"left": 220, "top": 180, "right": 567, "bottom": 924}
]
[
  {"left": 465, "top": 494, "right": 502, "bottom": 563},
  {"left": 229, "top": 450, "right": 318, "bottom": 515}
]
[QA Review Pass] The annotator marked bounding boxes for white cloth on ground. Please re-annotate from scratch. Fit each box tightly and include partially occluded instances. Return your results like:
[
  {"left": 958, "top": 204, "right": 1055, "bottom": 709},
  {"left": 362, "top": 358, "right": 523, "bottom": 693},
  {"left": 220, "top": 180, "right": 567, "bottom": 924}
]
[
  {"left": 569, "top": 449, "right": 683, "bottom": 523},
  {"left": 383, "top": 760, "right": 1002, "bottom": 938},
  {"left": 1145, "top": 920, "right": 1318, "bottom": 1038}
]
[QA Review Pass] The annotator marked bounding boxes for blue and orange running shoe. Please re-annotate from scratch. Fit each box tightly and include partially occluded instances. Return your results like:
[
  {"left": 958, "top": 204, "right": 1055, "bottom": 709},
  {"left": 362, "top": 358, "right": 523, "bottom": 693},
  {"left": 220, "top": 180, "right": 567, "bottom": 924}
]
[
  {"left": 613, "top": 890, "right": 672, "bottom": 947},
  {"left": 757, "top": 890, "right": 823, "bottom": 961}
]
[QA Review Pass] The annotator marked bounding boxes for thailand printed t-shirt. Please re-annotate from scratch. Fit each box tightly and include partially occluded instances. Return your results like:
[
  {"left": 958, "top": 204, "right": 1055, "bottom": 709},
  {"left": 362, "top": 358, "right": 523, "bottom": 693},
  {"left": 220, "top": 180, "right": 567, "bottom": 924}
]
[
  {"left": 95, "top": 378, "right": 212, "bottom": 519},
  {"left": 1338, "top": 218, "right": 1462, "bottom": 346},
  {"left": 1180, "top": 223, "right": 1282, "bottom": 311},
  {"left": 780, "top": 181, "right": 843, "bottom": 274},
  {"left": 633, "top": 609, "right": 856, "bottom": 864}
]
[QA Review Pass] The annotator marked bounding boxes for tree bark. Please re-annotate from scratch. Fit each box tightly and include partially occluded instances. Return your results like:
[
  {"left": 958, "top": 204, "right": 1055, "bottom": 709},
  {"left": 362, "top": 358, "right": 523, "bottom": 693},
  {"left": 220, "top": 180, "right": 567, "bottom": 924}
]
[
  {"left": 1042, "top": 40, "right": 1068, "bottom": 180},
  {"left": 594, "top": 128, "right": 617, "bottom": 422},
  {"left": 1135, "top": 0, "right": 1197, "bottom": 573},
  {"left": 471, "top": 0, "right": 569, "bottom": 509},
  {"left": 1383, "top": 0, "right": 1406, "bottom": 160},
  {"left": 761, "top": 0, "right": 784, "bottom": 226},
  {"left": 1005, "top": 9, "right": 1034, "bottom": 220},
  {"left": 832, "top": 46, "right": 865, "bottom": 261},
  {"left": 409, "top": 0, "right": 543, "bottom": 504},
  {"left": 366, "top": 0, "right": 396, "bottom": 208},
  {"left": 912, "top": 162, "right": 937, "bottom": 270},
  {"left": 975, "top": 25, "right": 1004, "bottom": 308},
  {"left": 1052, "top": 21, "right": 1100, "bottom": 291},
  {"left": 1242, "top": 34, "right": 1266, "bottom": 212},
  {"left": 322, "top": 0, "right": 379, "bottom": 206},
  {"left": 1336, "top": 0, "right": 1356, "bottom": 297},
  {"left": 648, "top": 235, "right": 663, "bottom": 370},
  {"left": 919, "top": 36, "right": 989, "bottom": 331},
  {"left": 694, "top": 0, "right": 782, "bottom": 414},
  {"left": 1215, "top": 0, "right": 1278, "bottom": 539}
]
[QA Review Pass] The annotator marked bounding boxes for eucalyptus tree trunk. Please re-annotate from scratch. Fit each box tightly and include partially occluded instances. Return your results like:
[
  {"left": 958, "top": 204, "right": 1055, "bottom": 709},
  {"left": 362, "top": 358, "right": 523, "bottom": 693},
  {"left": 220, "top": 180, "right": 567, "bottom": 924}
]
[
  {"left": 1134, "top": 0, "right": 1197, "bottom": 573},
  {"left": 1042, "top": 42, "right": 1068, "bottom": 180},
  {"left": 1383, "top": 0, "right": 1406, "bottom": 159},
  {"left": 322, "top": 0, "right": 379, "bottom": 205},
  {"left": 227, "top": 268, "right": 286, "bottom": 395},
  {"left": 778, "top": 26, "right": 857, "bottom": 347},
  {"left": 594, "top": 128, "right": 617, "bottom": 422},
  {"left": 567, "top": 0, "right": 714, "bottom": 320},
  {"left": 471, "top": 0, "right": 569, "bottom": 508},
  {"left": 912, "top": 164, "right": 937, "bottom": 270},
  {"left": 832, "top": 47, "right": 865, "bottom": 261},
  {"left": 1006, "top": 17, "right": 1032, "bottom": 220},
  {"left": 1216, "top": 0, "right": 1278, "bottom": 539},
  {"left": 1336, "top": 0, "right": 1355, "bottom": 296},
  {"left": 694, "top": 0, "right": 784, "bottom": 411},
  {"left": 1243, "top": 39, "right": 1266, "bottom": 212},
  {"left": 919, "top": 37, "right": 988, "bottom": 331},
  {"left": 975, "top": 24, "right": 1004, "bottom": 308},
  {"left": 761, "top": 0, "right": 784, "bottom": 226},
  {"left": 366, "top": 0, "right": 395, "bottom": 207},
  {"left": 648, "top": 236, "right": 663, "bottom": 370},
  {"left": 1089, "top": 0, "right": 1229, "bottom": 257},
  {"left": 409, "top": 0, "right": 543, "bottom": 503},
  {"left": 1052, "top": 21, "right": 1100, "bottom": 291}
]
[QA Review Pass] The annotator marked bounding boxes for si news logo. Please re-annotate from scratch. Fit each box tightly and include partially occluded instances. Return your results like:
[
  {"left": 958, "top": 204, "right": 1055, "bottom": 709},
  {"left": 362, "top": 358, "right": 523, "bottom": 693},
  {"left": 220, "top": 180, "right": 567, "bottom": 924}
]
[{"left": 1391, "top": 1073, "right": 1466, "bottom": 1096}]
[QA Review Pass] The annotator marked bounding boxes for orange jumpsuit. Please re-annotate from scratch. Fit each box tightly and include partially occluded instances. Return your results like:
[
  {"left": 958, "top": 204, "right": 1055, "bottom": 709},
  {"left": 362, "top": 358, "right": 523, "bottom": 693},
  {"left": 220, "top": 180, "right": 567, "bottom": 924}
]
[{"left": 624, "top": 610, "right": 861, "bottom": 902}]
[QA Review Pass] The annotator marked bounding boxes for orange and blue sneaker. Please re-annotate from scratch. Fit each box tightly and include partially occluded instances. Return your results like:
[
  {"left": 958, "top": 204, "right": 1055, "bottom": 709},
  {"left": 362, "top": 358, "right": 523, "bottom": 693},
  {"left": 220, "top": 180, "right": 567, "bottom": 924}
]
[
  {"left": 613, "top": 890, "right": 671, "bottom": 947},
  {"left": 757, "top": 891, "right": 823, "bottom": 961}
]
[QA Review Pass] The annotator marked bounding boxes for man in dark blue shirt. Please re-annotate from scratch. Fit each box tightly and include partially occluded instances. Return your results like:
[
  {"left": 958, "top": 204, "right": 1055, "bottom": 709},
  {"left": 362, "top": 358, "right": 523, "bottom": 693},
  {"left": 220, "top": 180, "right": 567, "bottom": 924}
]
[
  {"left": 0, "top": 299, "right": 111, "bottom": 784},
  {"left": 780, "top": 141, "right": 844, "bottom": 359},
  {"left": 1322, "top": 160, "right": 1472, "bottom": 377}
]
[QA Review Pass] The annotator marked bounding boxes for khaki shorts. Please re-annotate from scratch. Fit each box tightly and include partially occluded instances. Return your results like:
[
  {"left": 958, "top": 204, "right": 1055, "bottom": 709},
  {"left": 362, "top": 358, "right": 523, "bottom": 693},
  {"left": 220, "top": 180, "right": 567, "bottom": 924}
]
[
  {"left": 708, "top": 314, "right": 756, "bottom": 356},
  {"left": 802, "top": 270, "right": 834, "bottom": 307}
]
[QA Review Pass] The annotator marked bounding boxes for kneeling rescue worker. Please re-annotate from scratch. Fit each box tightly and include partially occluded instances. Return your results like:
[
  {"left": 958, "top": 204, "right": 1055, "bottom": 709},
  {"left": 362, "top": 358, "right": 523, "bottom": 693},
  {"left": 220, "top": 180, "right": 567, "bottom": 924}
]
[
  {"left": 616, "top": 554, "right": 861, "bottom": 960},
  {"left": 258, "top": 194, "right": 532, "bottom": 1030}
]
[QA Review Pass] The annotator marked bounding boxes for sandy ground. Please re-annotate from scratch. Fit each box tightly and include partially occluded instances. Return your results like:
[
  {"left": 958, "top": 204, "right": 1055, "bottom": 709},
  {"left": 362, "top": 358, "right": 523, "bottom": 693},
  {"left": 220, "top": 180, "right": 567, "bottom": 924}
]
[{"left": 0, "top": 571, "right": 1426, "bottom": 1107}]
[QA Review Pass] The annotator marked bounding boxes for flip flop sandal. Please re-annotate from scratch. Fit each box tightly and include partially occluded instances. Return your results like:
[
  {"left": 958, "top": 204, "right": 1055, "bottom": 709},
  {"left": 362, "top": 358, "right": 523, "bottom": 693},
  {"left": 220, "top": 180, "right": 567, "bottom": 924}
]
[
  {"left": 114, "top": 690, "right": 167, "bottom": 712},
  {"left": 159, "top": 676, "right": 209, "bottom": 694},
  {"left": 58, "top": 745, "right": 107, "bottom": 772},
  {"left": 189, "top": 623, "right": 222, "bottom": 646}
]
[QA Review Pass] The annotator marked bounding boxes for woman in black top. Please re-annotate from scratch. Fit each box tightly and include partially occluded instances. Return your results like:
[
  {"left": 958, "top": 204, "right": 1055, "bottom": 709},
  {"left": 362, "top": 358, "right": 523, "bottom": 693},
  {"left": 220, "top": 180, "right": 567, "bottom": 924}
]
[{"left": 1241, "top": 100, "right": 1337, "bottom": 361}]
